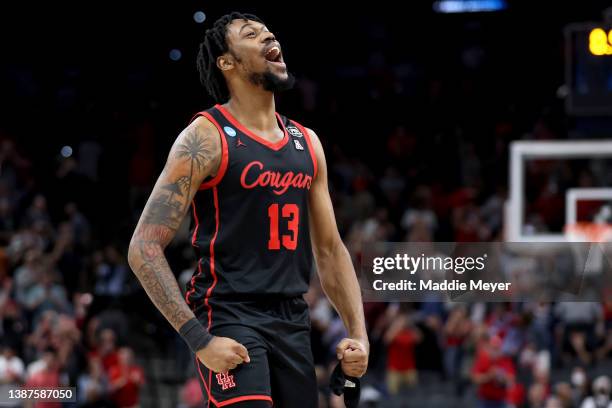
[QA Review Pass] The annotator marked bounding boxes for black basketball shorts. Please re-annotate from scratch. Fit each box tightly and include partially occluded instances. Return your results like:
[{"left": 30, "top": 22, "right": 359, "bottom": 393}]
[{"left": 193, "top": 296, "right": 318, "bottom": 407}]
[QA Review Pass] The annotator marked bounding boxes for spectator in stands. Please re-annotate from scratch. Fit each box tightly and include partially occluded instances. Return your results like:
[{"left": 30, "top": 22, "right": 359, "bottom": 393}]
[
  {"left": 89, "top": 328, "right": 120, "bottom": 375},
  {"left": 553, "top": 382, "right": 574, "bottom": 408},
  {"left": 580, "top": 375, "right": 612, "bottom": 408},
  {"left": 23, "top": 269, "right": 71, "bottom": 324},
  {"left": 555, "top": 301, "right": 603, "bottom": 365},
  {"left": 523, "top": 348, "right": 551, "bottom": 408},
  {"left": 0, "top": 342, "right": 24, "bottom": 386},
  {"left": 443, "top": 305, "right": 471, "bottom": 391},
  {"left": 94, "top": 246, "right": 128, "bottom": 297},
  {"left": 64, "top": 202, "right": 91, "bottom": 248},
  {"left": 0, "top": 342, "right": 23, "bottom": 408},
  {"left": 26, "top": 348, "right": 60, "bottom": 382},
  {"left": 77, "top": 357, "right": 109, "bottom": 408},
  {"left": 6, "top": 226, "right": 45, "bottom": 265},
  {"left": 50, "top": 222, "right": 84, "bottom": 298},
  {"left": 25, "top": 310, "right": 57, "bottom": 363},
  {"left": 527, "top": 302, "right": 554, "bottom": 352},
  {"left": 571, "top": 367, "right": 591, "bottom": 406},
  {"left": 472, "top": 335, "right": 516, "bottom": 408},
  {"left": 23, "top": 194, "right": 51, "bottom": 229},
  {"left": 527, "top": 382, "right": 546, "bottom": 408},
  {"left": 401, "top": 186, "right": 438, "bottom": 238},
  {"left": 384, "top": 309, "right": 422, "bottom": 394},
  {"left": 544, "top": 396, "right": 564, "bottom": 408},
  {"left": 51, "top": 314, "right": 84, "bottom": 385},
  {"left": 13, "top": 248, "right": 43, "bottom": 304},
  {"left": 25, "top": 348, "right": 63, "bottom": 408},
  {"left": 108, "top": 347, "right": 145, "bottom": 408}
]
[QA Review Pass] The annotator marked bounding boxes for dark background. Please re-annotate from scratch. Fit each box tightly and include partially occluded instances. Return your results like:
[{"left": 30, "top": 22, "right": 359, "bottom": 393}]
[{"left": 1, "top": 1, "right": 611, "bottom": 243}]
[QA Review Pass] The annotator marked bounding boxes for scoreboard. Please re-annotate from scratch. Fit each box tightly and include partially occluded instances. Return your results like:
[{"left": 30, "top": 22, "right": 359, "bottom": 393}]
[{"left": 565, "top": 23, "right": 612, "bottom": 115}]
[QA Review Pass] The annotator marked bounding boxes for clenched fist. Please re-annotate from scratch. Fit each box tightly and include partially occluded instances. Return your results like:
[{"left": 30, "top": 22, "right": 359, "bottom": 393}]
[
  {"left": 336, "top": 338, "right": 369, "bottom": 378},
  {"left": 197, "top": 336, "right": 250, "bottom": 373}
]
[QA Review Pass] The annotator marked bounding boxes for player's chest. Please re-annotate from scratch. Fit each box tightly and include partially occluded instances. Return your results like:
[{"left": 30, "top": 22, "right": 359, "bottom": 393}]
[{"left": 223, "top": 139, "right": 314, "bottom": 197}]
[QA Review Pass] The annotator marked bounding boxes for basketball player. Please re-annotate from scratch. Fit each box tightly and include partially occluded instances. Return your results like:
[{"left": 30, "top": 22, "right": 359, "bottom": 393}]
[{"left": 127, "top": 12, "right": 368, "bottom": 407}]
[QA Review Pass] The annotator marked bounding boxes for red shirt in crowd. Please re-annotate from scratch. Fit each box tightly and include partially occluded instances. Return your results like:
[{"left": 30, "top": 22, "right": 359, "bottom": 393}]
[
  {"left": 26, "top": 369, "right": 61, "bottom": 408},
  {"left": 109, "top": 364, "right": 145, "bottom": 408},
  {"left": 472, "top": 348, "right": 516, "bottom": 402},
  {"left": 88, "top": 350, "right": 119, "bottom": 374},
  {"left": 387, "top": 329, "right": 417, "bottom": 371}
]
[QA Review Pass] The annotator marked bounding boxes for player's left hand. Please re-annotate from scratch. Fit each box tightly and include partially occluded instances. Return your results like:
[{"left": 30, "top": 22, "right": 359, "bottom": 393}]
[{"left": 336, "top": 338, "right": 369, "bottom": 378}]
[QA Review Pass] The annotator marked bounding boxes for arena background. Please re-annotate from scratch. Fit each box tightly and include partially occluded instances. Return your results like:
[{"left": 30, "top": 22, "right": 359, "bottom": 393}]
[{"left": 1, "top": 1, "right": 611, "bottom": 407}]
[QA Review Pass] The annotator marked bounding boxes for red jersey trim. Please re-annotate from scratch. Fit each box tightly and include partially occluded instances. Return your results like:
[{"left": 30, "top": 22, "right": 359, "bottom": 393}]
[
  {"left": 196, "top": 356, "right": 215, "bottom": 407},
  {"left": 208, "top": 372, "right": 212, "bottom": 408},
  {"left": 291, "top": 120, "right": 318, "bottom": 180},
  {"left": 204, "top": 186, "right": 220, "bottom": 330},
  {"left": 184, "top": 258, "right": 200, "bottom": 307},
  {"left": 191, "top": 200, "right": 200, "bottom": 247},
  {"left": 217, "top": 395, "right": 273, "bottom": 406},
  {"left": 193, "top": 112, "right": 229, "bottom": 190},
  {"left": 185, "top": 200, "right": 201, "bottom": 306},
  {"left": 215, "top": 104, "right": 289, "bottom": 151}
]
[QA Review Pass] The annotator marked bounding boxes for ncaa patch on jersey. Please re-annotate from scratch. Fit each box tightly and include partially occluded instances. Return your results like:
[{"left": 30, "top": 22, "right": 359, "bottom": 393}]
[
  {"left": 287, "top": 126, "right": 303, "bottom": 137},
  {"left": 293, "top": 139, "right": 304, "bottom": 150},
  {"left": 223, "top": 126, "right": 237, "bottom": 137}
]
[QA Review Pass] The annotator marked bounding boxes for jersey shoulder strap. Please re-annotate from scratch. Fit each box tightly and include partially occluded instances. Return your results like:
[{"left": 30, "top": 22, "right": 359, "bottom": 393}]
[
  {"left": 189, "top": 106, "right": 230, "bottom": 190},
  {"left": 286, "top": 118, "right": 318, "bottom": 180}
]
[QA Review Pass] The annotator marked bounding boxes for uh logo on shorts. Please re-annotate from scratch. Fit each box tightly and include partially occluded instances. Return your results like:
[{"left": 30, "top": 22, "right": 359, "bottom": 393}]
[{"left": 216, "top": 372, "right": 236, "bottom": 390}]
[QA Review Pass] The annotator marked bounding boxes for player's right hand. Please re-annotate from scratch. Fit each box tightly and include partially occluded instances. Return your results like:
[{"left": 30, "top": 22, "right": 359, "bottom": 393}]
[{"left": 196, "top": 336, "right": 250, "bottom": 373}]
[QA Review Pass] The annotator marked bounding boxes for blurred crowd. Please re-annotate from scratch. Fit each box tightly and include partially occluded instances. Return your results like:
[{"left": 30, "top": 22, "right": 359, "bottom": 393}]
[
  {"left": 1, "top": 104, "right": 611, "bottom": 407},
  {"left": 2, "top": 5, "right": 612, "bottom": 406},
  {"left": 0, "top": 139, "right": 145, "bottom": 407},
  {"left": 306, "top": 281, "right": 612, "bottom": 407}
]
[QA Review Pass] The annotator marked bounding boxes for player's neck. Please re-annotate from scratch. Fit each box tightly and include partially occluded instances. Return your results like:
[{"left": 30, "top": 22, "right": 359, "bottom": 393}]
[{"left": 224, "top": 91, "right": 278, "bottom": 133}]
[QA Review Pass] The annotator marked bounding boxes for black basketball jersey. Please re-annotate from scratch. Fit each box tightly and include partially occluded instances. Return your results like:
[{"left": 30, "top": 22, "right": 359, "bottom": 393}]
[{"left": 185, "top": 104, "right": 317, "bottom": 310}]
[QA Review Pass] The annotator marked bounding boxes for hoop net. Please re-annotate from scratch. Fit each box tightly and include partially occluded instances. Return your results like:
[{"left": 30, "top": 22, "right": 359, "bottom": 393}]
[{"left": 564, "top": 222, "right": 612, "bottom": 243}]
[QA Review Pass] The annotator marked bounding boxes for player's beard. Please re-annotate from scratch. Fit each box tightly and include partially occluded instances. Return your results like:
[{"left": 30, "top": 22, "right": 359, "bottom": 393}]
[{"left": 249, "top": 69, "right": 295, "bottom": 93}]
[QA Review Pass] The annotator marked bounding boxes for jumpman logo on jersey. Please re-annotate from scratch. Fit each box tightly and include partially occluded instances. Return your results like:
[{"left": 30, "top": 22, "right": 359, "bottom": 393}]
[
  {"left": 236, "top": 138, "right": 247, "bottom": 148},
  {"left": 216, "top": 372, "right": 236, "bottom": 390}
]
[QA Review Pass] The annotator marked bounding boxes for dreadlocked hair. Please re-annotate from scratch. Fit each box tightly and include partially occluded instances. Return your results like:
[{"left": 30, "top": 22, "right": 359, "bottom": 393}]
[{"left": 197, "top": 12, "right": 264, "bottom": 102}]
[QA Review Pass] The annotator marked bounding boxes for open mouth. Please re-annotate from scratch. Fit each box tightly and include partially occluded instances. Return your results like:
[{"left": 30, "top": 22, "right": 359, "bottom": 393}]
[{"left": 264, "top": 46, "right": 285, "bottom": 68}]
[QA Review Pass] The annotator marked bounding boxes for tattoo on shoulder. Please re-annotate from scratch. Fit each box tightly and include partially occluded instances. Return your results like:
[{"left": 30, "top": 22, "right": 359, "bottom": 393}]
[
  {"left": 141, "top": 125, "right": 218, "bottom": 232},
  {"left": 175, "top": 130, "right": 214, "bottom": 173}
]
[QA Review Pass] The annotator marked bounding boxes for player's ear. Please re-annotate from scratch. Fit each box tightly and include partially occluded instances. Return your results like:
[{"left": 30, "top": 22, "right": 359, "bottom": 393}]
[{"left": 217, "top": 54, "right": 234, "bottom": 71}]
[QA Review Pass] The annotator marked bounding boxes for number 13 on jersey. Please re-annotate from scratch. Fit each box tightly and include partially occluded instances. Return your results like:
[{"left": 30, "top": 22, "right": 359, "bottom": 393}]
[{"left": 268, "top": 203, "right": 299, "bottom": 250}]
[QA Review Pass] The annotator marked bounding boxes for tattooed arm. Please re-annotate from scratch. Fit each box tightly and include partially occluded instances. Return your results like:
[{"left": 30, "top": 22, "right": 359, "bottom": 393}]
[
  {"left": 128, "top": 116, "right": 219, "bottom": 330},
  {"left": 127, "top": 117, "right": 249, "bottom": 372}
]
